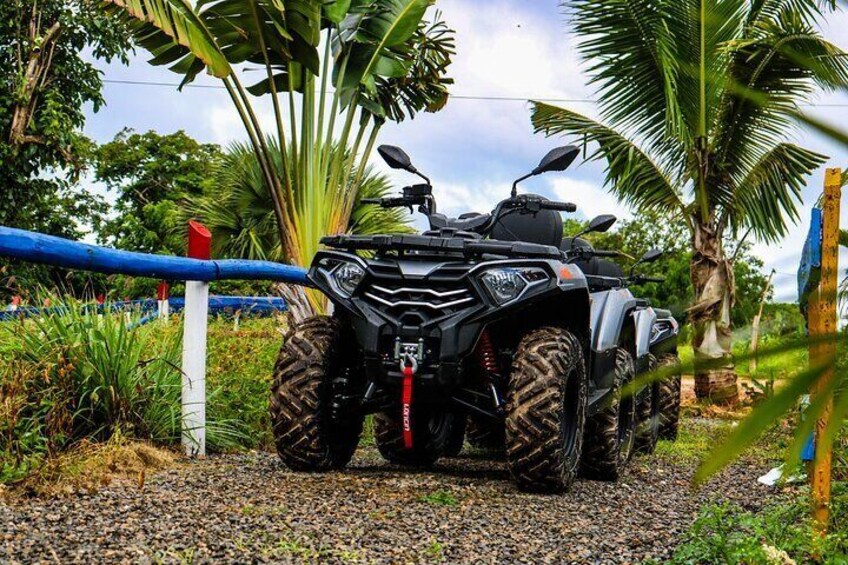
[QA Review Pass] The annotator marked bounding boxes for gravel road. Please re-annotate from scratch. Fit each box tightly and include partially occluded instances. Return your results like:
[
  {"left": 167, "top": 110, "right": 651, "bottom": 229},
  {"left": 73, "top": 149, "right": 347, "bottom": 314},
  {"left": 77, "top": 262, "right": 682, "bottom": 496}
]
[{"left": 1, "top": 439, "right": 777, "bottom": 564}]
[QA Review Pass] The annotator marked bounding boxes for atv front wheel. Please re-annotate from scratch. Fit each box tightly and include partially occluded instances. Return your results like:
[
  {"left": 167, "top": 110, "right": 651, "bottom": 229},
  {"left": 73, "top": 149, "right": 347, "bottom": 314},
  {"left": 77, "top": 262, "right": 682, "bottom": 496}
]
[
  {"left": 270, "top": 316, "right": 364, "bottom": 471},
  {"left": 580, "top": 347, "right": 636, "bottom": 481},
  {"left": 656, "top": 353, "right": 682, "bottom": 440},
  {"left": 374, "top": 407, "right": 459, "bottom": 466},
  {"left": 634, "top": 354, "right": 660, "bottom": 454},
  {"left": 505, "top": 327, "right": 587, "bottom": 493}
]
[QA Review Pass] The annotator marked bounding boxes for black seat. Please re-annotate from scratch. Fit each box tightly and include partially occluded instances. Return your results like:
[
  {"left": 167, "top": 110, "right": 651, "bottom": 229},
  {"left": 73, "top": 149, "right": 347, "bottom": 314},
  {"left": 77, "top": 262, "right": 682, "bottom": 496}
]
[
  {"left": 429, "top": 212, "right": 492, "bottom": 232},
  {"left": 560, "top": 237, "right": 623, "bottom": 277},
  {"left": 489, "top": 195, "right": 563, "bottom": 247}
]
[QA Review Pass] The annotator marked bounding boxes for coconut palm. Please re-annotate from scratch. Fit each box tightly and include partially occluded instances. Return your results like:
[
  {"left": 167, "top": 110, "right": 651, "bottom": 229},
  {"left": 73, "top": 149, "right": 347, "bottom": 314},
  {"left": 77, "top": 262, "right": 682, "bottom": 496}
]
[
  {"left": 185, "top": 140, "right": 413, "bottom": 262},
  {"left": 532, "top": 0, "right": 848, "bottom": 402},
  {"left": 102, "top": 0, "right": 454, "bottom": 312}
]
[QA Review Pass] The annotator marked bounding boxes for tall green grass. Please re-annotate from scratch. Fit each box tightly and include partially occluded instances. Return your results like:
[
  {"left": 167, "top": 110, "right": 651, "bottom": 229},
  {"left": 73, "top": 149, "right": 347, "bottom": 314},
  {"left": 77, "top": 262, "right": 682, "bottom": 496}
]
[{"left": 0, "top": 298, "right": 252, "bottom": 483}]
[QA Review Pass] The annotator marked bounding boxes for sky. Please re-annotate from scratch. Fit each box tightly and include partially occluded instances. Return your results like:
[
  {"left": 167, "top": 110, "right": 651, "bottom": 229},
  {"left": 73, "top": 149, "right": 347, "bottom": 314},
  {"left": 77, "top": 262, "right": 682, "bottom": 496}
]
[{"left": 83, "top": 0, "right": 848, "bottom": 303}]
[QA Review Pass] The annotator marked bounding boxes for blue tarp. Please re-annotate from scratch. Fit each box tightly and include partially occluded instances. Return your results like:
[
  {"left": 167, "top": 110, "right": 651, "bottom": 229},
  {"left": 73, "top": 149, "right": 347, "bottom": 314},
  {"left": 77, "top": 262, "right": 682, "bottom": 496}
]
[{"left": 797, "top": 208, "right": 823, "bottom": 310}]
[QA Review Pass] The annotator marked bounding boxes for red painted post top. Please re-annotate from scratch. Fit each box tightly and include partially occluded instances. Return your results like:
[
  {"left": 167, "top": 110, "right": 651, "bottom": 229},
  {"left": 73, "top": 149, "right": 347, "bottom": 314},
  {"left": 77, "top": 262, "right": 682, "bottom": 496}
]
[
  {"left": 157, "top": 281, "right": 170, "bottom": 301},
  {"left": 187, "top": 220, "right": 212, "bottom": 260}
]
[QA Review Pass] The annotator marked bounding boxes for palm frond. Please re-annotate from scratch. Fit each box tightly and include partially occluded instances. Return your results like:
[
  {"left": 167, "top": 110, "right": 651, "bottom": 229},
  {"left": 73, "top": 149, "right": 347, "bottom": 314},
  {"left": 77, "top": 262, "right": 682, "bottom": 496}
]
[
  {"left": 569, "top": 0, "right": 684, "bottom": 148},
  {"left": 745, "top": 0, "right": 836, "bottom": 29},
  {"left": 727, "top": 143, "right": 827, "bottom": 241},
  {"left": 531, "top": 102, "right": 684, "bottom": 215},
  {"left": 715, "top": 10, "right": 848, "bottom": 183}
]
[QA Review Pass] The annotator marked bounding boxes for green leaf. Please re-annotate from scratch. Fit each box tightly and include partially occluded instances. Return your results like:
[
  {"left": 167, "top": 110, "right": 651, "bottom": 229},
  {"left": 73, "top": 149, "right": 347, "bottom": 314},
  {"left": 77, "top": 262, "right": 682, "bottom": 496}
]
[
  {"left": 341, "top": 0, "right": 432, "bottom": 91},
  {"left": 322, "top": 0, "right": 351, "bottom": 24},
  {"left": 694, "top": 362, "right": 826, "bottom": 484},
  {"left": 102, "top": 0, "right": 231, "bottom": 79},
  {"left": 730, "top": 143, "right": 827, "bottom": 241},
  {"left": 531, "top": 102, "right": 684, "bottom": 214}
]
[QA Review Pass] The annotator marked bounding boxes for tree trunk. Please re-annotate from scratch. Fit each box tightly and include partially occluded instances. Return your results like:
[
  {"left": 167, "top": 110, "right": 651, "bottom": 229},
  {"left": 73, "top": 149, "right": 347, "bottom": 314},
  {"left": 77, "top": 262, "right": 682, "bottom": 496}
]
[{"left": 688, "top": 219, "right": 739, "bottom": 404}]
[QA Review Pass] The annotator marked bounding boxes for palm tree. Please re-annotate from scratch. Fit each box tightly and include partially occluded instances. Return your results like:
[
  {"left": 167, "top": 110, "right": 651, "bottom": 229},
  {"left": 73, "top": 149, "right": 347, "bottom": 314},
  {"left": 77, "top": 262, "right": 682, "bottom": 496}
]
[
  {"left": 102, "top": 0, "right": 454, "bottom": 313},
  {"left": 185, "top": 140, "right": 414, "bottom": 263},
  {"left": 532, "top": 0, "right": 848, "bottom": 402}
]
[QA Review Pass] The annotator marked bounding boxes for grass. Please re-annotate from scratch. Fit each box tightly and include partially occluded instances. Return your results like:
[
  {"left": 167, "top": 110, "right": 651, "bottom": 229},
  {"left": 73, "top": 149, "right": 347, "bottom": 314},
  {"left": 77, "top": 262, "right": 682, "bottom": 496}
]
[
  {"left": 653, "top": 414, "right": 791, "bottom": 467},
  {"left": 418, "top": 489, "right": 459, "bottom": 507},
  {"left": 0, "top": 299, "right": 284, "bottom": 488},
  {"left": 424, "top": 539, "right": 446, "bottom": 561},
  {"left": 667, "top": 481, "right": 848, "bottom": 564}
]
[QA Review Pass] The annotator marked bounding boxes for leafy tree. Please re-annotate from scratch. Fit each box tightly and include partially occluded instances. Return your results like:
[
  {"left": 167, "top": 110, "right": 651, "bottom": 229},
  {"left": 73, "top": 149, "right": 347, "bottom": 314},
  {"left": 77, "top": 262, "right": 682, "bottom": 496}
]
[
  {"left": 0, "top": 0, "right": 130, "bottom": 298},
  {"left": 94, "top": 129, "right": 224, "bottom": 255},
  {"left": 0, "top": 0, "right": 130, "bottom": 229},
  {"left": 185, "top": 140, "right": 413, "bottom": 261},
  {"left": 564, "top": 210, "right": 770, "bottom": 327},
  {"left": 533, "top": 0, "right": 847, "bottom": 402},
  {"left": 102, "top": 0, "right": 455, "bottom": 314}
]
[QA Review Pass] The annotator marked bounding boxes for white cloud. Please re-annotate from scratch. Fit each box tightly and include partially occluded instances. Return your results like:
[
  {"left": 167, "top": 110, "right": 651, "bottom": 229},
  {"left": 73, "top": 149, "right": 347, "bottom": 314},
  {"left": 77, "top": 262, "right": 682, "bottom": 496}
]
[{"left": 549, "top": 176, "right": 634, "bottom": 223}]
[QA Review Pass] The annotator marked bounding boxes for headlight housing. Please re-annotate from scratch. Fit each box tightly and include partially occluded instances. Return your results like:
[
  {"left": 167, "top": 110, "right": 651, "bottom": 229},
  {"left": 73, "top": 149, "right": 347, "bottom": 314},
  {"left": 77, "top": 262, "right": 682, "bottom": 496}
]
[
  {"left": 479, "top": 267, "right": 549, "bottom": 305},
  {"left": 331, "top": 261, "right": 365, "bottom": 296}
]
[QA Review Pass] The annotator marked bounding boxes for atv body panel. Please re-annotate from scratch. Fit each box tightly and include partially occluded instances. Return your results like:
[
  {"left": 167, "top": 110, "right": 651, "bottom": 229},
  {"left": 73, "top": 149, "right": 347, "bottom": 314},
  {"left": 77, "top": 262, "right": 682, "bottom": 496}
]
[{"left": 308, "top": 242, "right": 591, "bottom": 415}]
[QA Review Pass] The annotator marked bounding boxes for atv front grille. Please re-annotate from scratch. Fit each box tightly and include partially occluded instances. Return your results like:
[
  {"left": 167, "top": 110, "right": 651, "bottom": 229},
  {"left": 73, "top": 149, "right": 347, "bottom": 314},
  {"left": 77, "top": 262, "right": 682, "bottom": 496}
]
[{"left": 361, "top": 279, "right": 477, "bottom": 324}]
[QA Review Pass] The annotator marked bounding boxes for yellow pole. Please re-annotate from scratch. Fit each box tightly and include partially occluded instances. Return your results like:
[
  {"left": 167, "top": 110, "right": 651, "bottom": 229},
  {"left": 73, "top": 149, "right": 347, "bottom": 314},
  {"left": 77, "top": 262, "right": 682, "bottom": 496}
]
[{"left": 810, "top": 168, "right": 842, "bottom": 536}]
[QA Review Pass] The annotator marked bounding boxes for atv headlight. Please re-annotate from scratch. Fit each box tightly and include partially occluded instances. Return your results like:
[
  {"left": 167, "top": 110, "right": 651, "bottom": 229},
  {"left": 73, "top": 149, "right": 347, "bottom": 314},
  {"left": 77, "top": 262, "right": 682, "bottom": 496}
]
[
  {"left": 480, "top": 267, "right": 549, "bottom": 305},
  {"left": 331, "top": 261, "right": 365, "bottom": 296}
]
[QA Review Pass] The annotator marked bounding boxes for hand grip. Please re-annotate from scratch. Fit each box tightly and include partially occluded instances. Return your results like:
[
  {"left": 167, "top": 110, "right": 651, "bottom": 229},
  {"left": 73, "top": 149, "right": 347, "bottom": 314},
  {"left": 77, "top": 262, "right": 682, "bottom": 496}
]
[{"left": 541, "top": 201, "right": 577, "bottom": 212}]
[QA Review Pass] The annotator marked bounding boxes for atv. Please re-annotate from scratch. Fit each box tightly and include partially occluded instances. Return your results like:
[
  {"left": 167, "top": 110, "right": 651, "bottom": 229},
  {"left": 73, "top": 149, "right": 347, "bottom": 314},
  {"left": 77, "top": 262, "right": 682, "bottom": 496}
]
[
  {"left": 562, "top": 229, "right": 682, "bottom": 452},
  {"left": 270, "top": 144, "right": 677, "bottom": 492}
]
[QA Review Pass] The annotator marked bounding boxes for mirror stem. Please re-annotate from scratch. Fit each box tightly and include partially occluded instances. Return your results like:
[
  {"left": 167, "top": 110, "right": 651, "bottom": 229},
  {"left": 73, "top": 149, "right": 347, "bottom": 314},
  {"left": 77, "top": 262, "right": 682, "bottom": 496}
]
[
  {"left": 411, "top": 169, "right": 431, "bottom": 185},
  {"left": 511, "top": 172, "right": 534, "bottom": 198}
]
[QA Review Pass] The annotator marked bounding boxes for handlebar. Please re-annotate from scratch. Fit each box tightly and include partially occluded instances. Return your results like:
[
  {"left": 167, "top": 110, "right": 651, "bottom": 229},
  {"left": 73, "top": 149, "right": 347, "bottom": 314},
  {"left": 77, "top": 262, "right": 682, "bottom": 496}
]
[
  {"left": 590, "top": 249, "right": 621, "bottom": 257},
  {"left": 539, "top": 200, "right": 577, "bottom": 212},
  {"left": 361, "top": 196, "right": 425, "bottom": 208}
]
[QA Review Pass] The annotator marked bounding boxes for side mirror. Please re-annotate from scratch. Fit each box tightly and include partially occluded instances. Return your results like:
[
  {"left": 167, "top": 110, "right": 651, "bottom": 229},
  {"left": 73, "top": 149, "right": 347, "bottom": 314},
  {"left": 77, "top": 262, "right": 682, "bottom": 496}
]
[
  {"left": 586, "top": 214, "right": 617, "bottom": 235},
  {"left": 513, "top": 146, "right": 581, "bottom": 197},
  {"left": 377, "top": 144, "right": 430, "bottom": 183},
  {"left": 639, "top": 248, "right": 663, "bottom": 264},
  {"left": 378, "top": 145, "right": 414, "bottom": 171},
  {"left": 532, "top": 146, "right": 580, "bottom": 175}
]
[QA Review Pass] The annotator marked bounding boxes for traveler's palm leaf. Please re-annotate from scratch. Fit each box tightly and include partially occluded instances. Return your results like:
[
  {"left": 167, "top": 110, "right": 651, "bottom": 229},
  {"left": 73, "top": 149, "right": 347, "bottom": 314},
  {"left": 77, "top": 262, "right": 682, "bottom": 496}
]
[{"left": 101, "top": 0, "right": 232, "bottom": 87}]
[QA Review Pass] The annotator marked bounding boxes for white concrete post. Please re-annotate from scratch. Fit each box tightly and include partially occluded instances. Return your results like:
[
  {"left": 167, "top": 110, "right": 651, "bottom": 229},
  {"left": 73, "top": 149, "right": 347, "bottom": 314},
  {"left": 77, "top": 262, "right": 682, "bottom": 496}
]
[
  {"left": 181, "top": 280, "right": 208, "bottom": 456},
  {"left": 181, "top": 221, "right": 211, "bottom": 457}
]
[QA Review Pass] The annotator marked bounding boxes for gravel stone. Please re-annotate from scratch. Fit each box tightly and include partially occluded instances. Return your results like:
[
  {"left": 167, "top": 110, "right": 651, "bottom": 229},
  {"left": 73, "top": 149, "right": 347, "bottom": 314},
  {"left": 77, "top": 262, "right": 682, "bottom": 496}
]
[{"left": 0, "top": 447, "right": 778, "bottom": 564}]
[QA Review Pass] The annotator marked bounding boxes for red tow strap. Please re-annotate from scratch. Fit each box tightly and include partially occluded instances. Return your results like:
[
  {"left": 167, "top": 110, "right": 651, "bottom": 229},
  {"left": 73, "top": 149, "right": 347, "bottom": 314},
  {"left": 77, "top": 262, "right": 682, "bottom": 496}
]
[{"left": 402, "top": 365, "right": 414, "bottom": 449}]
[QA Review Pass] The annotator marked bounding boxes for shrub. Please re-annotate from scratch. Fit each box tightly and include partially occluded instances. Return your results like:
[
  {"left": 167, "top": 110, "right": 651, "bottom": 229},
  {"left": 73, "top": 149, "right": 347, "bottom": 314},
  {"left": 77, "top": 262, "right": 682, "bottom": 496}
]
[
  {"left": 0, "top": 298, "right": 246, "bottom": 483},
  {"left": 670, "top": 483, "right": 848, "bottom": 564}
]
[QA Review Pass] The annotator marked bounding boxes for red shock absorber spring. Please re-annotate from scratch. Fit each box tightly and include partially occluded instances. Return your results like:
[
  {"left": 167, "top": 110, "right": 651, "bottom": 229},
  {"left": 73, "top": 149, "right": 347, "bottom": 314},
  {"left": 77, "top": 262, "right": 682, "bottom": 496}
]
[{"left": 476, "top": 330, "right": 499, "bottom": 376}]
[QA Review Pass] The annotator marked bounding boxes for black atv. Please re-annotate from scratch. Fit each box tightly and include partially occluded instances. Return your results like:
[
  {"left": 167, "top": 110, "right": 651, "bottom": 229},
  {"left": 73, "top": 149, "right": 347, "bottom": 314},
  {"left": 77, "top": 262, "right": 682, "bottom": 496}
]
[{"left": 270, "top": 145, "right": 668, "bottom": 492}]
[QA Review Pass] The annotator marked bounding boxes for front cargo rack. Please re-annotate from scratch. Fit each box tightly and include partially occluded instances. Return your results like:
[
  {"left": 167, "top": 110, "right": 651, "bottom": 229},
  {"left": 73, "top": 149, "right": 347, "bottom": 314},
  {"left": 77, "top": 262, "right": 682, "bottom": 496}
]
[{"left": 321, "top": 234, "right": 563, "bottom": 260}]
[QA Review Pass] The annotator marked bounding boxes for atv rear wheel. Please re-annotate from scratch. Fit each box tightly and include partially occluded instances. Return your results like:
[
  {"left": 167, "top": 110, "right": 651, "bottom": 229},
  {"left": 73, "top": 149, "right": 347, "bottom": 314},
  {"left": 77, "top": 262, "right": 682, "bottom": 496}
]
[
  {"left": 580, "top": 347, "right": 636, "bottom": 481},
  {"left": 656, "top": 353, "right": 682, "bottom": 440},
  {"left": 505, "top": 327, "right": 587, "bottom": 493},
  {"left": 270, "top": 316, "right": 364, "bottom": 471},
  {"left": 374, "top": 407, "right": 459, "bottom": 466},
  {"left": 634, "top": 354, "right": 660, "bottom": 454},
  {"left": 467, "top": 414, "right": 505, "bottom": 456}
]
